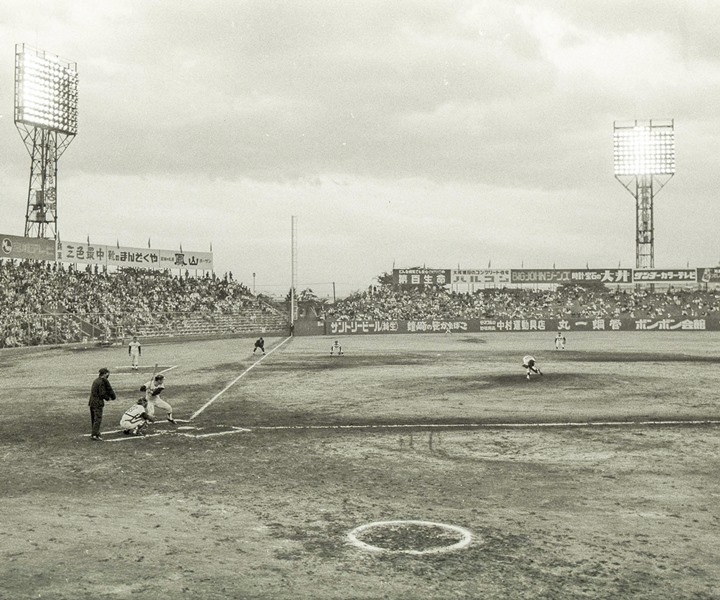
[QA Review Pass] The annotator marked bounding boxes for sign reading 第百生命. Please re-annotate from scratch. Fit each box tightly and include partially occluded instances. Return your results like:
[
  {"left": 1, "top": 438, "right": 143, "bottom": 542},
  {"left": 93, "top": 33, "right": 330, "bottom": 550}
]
[{"left": 393, "top": 269, "right": 451, "bottom": 287}]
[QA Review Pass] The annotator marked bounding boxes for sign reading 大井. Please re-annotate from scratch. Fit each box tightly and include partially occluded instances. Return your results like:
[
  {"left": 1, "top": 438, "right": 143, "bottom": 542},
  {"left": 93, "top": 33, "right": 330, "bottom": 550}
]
[{"left": 511, "top": 269, "right": 633, "bottom": 284}]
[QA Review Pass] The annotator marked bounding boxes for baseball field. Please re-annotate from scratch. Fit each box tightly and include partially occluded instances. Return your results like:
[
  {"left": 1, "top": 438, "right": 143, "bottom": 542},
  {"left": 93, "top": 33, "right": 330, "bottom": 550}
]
[{"left": 1, "top": 331, "right": 719, "bottom": 599}]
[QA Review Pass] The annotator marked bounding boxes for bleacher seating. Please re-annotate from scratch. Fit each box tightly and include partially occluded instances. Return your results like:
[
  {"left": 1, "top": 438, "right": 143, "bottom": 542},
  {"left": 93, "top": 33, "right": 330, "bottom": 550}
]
[
  {"left": 4, "top": 258, "right": 720, "bottom": 348},
  {"left": 0, "top": 259, "right": 289, "bottom": 348}
]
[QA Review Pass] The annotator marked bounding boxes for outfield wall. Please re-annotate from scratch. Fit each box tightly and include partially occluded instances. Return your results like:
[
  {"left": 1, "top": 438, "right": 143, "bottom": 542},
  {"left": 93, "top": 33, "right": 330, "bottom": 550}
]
[{"left": 293, "top": 316, "right": 715, "bottom": 336}]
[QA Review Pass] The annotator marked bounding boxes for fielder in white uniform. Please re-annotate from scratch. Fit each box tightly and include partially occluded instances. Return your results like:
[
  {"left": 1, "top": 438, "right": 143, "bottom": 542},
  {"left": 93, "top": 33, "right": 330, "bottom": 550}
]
[
  {"left": 128, "top": 336, "right": 142, "bottom": 370},
  {"left": 522, "top": 355, "right": 543, "bottom": 380},
  {"left": 142, "top": 374, "right": 176, "bottom": 424},
  {"left": 120, "top": 397, "right": 155, "bottom": 435},
  {"left": 554, "top": 332, "right": 566, "bottom": 350}
]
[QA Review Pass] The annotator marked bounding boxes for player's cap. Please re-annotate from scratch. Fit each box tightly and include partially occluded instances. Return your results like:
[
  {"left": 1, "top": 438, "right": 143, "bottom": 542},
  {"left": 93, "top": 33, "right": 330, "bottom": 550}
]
[
  {"left": 155, "top": 374, "right": 164, "bottom": 380},
  {"left": 98, "top": 367, "right": 110, "bottom": 375}
]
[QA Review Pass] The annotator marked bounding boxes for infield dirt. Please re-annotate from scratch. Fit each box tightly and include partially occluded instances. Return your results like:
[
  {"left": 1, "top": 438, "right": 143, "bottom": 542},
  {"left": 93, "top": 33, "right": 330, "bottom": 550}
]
[{"left": 1, "top": 332, "right": 719, "bottom": 599}]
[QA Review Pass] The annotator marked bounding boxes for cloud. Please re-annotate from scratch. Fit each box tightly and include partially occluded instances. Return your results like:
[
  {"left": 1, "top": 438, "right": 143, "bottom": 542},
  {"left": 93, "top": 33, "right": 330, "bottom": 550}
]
[{"left": 2, "top": 0, "right": 720, "bottom": 294}]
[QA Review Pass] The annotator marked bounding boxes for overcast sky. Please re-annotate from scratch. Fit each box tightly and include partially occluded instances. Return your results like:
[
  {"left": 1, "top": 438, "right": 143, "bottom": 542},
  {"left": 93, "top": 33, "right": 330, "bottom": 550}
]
[{"left": 1, "top": 1, "right": 719, "bottom": 298}]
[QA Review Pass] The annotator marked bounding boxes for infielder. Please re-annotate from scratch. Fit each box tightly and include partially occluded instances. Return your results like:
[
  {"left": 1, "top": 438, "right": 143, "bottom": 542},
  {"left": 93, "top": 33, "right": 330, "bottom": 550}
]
[
  {"left": 330, "top": 340, "right": 343, "bottom": 355},
  {"left": 128, "top": 336, "right": 142, "bottom": 370},
  {"left": 253, "top": 337, "right": 265, "bottom": 355},
  {"left": 120, "top": 397, "right": 155, "bottom": 436},
  {"left": 554, "top": 331, "right": 566, "bottom": 350},
  {"left": 141, "top": 374, "right": 176, "bottom": 424},
  {"left": 522, "top": 355, "right": 543, "bottom": 380}
]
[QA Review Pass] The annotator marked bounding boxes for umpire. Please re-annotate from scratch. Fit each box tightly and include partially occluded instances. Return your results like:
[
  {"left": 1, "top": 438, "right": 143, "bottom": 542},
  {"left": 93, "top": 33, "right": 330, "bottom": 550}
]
[{"left": 89, "top": 367, "right": 116, "bottom": 441}]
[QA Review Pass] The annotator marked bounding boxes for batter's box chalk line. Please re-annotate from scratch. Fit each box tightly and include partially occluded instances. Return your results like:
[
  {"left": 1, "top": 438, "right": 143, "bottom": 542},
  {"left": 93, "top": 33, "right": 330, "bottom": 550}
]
[
  {"left": 102, "top": 426, "right": 251, "bottom": 442},
  {"left": 110, "top": 365, "right": 178, "bottom": 374}
]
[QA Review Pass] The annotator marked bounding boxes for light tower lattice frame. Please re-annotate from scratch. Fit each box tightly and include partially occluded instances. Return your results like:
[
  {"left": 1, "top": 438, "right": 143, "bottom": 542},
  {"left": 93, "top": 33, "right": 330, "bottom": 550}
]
[
  {"left": 613, "top": 119, "right": 675, "bottom": 269},
  {"left": 290, "top": 216, "right": 298, "bottom": 330},
  {"left": 14, "top": 44, "right": 78, "bottom": 239}
]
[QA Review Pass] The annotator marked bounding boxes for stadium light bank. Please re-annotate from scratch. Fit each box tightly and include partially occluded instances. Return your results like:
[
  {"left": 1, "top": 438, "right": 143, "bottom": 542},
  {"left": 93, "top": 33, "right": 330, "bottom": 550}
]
[
  {"left": 613, "top": 119, "right": 675, "bottom": 270},
  {"left": 14, "top": 43, "right": 78, "bottom": 239}
]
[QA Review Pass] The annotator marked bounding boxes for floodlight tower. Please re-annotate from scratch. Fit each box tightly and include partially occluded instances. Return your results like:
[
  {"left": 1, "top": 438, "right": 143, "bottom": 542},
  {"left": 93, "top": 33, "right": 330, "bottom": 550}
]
[
  {"left": 14, "top": 44, "right": 78, "bottom": 238},
  {"left": 613, "top": 119, "right": 675, "bottom": 269}
]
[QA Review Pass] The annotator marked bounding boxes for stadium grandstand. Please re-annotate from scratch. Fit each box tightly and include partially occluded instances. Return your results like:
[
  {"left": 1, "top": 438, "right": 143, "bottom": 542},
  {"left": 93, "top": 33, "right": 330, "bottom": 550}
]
[
  {"left": 325, "top": 283, "right": 720, "bottom": 322},
  {"left": 0, "top": 259, "right": 288, "bottom": 348},
  {"left": 4, "top": 256, "right": 720, "bottom": 349}
]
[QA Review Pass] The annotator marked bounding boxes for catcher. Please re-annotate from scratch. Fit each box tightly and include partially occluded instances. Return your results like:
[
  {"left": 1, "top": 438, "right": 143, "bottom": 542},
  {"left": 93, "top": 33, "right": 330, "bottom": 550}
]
[
  {"left": 120, "top": 397, "right": 155, "bottom": 436},
  {"left": 140, "top": 373, "right": 176, "bottom": 424}
]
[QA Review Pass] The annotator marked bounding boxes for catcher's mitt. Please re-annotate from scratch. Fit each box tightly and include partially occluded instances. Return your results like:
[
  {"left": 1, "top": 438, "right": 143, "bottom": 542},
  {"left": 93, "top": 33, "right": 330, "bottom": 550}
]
[{"left": 139, "top": 384, "right": 147, "bottom": 392}]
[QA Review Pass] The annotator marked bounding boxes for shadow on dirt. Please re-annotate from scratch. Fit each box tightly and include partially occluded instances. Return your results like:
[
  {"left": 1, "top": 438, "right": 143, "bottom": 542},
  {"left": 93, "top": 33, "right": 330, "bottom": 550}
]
[
  {"left": 263, "top": 354, "right": 433, "bottom": 372},
  {"left": 553, "top": 351, "right": 720, "bottom": 363},
  {"left": 458, "top": 337, "right": 487, "bottom": 344},
  {"left": 383, "top": 372, "right": 616, "bottom": 392}
]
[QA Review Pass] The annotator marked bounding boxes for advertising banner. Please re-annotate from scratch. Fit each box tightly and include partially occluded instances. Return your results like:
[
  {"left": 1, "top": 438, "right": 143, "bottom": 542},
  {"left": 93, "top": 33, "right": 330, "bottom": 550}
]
[
  {"left": 56, "top": 239, "right": 213, "bottom": 271},
  {"left": 632, "top": 269, "right": 697, "bottom": 282},
  {"left": 451, "top": 269, "right": 511, "bottom": 286},
  {"left": 511, "top": 269, "right": 633, "bottom": 284},
  {"left": 57, "top": 241, "right": 161, "bottom": 269},
  {"left": 325, "top": 316, "right": 713, "bottom": 335},
  {"left": 0, "top": 233, "right": 55, "bottom": 261},
  {"left": 393, "top": 269, "right": 451, "bottom": 287},
  {"left": 158, "top": 249, "right": 213, "bottom": 270},
  {"left": 698, "top": 267, "right": 720, "bottom": 284}
]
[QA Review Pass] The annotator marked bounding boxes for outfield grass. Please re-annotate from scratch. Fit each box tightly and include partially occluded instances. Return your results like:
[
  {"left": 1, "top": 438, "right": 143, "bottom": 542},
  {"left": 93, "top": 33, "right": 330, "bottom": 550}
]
[{"left": 0, "top": 332, "right": 719, "bottom": 599}]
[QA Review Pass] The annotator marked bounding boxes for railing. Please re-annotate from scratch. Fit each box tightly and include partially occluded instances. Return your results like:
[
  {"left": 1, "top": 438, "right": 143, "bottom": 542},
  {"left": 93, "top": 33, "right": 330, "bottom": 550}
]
[{"left": 0, "top": 309, "right": 290, "bottom": 349}]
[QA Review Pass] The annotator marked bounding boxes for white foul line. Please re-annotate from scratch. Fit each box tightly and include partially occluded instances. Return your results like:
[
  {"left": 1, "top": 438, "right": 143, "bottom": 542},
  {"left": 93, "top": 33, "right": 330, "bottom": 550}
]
[
  {"left": 98, "top": 418, "right": 720, "bottom": 442},
  {"left": 189, "top": 336, "right": 292, "bottom": 421},
  {"left": 250, "top": 419, "right": 720, "bottom": 431}
]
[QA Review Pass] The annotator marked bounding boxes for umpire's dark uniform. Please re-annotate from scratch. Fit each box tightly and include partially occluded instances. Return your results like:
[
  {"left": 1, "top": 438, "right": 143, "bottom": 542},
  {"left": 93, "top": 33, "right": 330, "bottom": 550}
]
[{"left": 88, "top": 367, "right": 116, "bottom": 441}]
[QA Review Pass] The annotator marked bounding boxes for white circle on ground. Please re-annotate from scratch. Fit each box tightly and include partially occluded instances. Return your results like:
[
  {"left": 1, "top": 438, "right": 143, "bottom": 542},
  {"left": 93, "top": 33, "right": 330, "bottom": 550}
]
[{"left": 347, "top": 520, "right": 472, "bottom": 555}]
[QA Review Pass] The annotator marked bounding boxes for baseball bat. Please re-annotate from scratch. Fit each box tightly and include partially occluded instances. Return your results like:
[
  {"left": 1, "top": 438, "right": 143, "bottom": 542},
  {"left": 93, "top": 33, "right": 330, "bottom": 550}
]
[{"left": 142, "top": 363, "right": 158, "bottom": 395}]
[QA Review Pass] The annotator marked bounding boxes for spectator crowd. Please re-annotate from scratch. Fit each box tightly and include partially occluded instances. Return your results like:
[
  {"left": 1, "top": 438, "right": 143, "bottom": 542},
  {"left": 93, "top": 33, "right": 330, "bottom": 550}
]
[
  {"left": 0, "top": 260, "right": 261, "bottom": 348},
  {"left": 324, "top": 282, "right": 720, "bottom": 323},
  {"left": 4, "top": 260, "right": 720, "bottom": 349}
]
